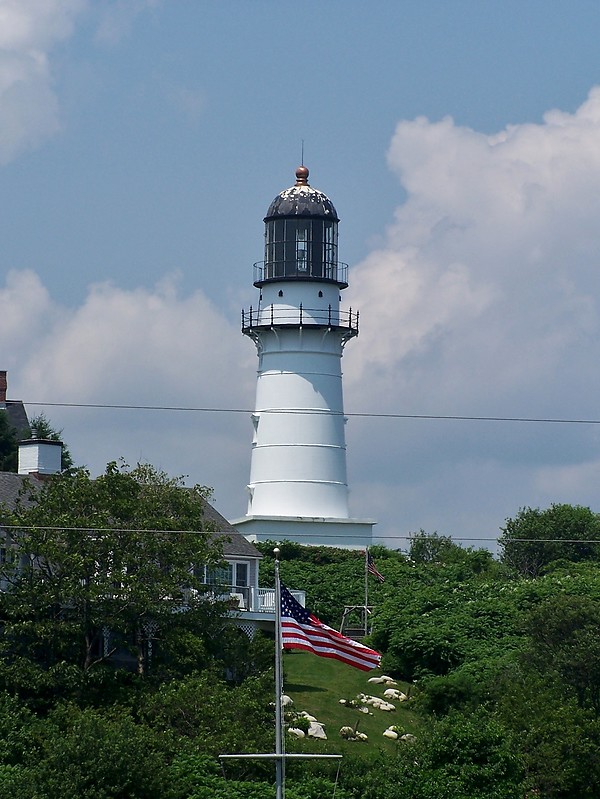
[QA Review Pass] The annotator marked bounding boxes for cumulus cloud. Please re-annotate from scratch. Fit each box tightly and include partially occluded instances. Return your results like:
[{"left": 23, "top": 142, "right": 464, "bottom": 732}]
[
  {"left": 0, "top": 0, "right": 86, "bottom": 162},
  {"left": 344, "top": 88, "right": 600, "bottom": 543},
  {"left": 1, "top": 270, "right": 255, "bottom": 513}
]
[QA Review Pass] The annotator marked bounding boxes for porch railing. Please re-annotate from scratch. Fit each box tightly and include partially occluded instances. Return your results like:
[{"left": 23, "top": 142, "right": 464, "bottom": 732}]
[{"left": 201, "top": 585, "right": 305, "bottom": 613}]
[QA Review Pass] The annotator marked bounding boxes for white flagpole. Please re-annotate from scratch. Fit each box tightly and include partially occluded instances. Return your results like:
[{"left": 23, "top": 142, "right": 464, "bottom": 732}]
[
  {"left": 273, "top": 547, "right": 285, "bottom": 799},
  {"left": 219, "top": 548, "right": 342, "bottom": 790},
  {"left": 364, "top": 548, "right": 369, "bottom": 637}
]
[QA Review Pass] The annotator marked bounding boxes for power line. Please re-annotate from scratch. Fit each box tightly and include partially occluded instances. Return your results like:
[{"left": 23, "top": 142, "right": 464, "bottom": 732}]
[
  {"left": 2, "top": 524, "right": 599, "bottom": 545},
  {"left": 21, "top": 401, "right": 600, "bottom": 426}
]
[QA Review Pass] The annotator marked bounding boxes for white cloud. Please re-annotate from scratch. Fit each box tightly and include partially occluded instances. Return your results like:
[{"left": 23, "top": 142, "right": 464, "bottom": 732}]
[
  {"left": 0, "top": 0, "right": 86, "bottom": 162},
  {"left": 343, "top": 87, "right": 600, "bottom": 544},
  {"left": 1, "top": 270, "right": 255, "bottom": 515}
]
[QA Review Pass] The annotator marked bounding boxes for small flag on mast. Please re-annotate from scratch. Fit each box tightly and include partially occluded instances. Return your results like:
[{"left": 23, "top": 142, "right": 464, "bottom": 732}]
[
  {"left": 366, "top": 549, "right": 385, "bottom": 583},
  {"left": 280, "top": 585, "right": 381, "bottom": 672}
]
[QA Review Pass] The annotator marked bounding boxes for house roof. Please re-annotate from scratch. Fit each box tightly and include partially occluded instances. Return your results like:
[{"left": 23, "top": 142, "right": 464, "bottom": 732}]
[
  {"left": 0, "top": 472, "right": 35, "bottom": 508},
  {"left": 5, "top": 401, "right": 30, "bottom": 439},
  {"left": 200, "top": 497, "right": 262, "bottom": 559},
  {"left": 0, "top": 472, "right": 261, "bottom": 560}
]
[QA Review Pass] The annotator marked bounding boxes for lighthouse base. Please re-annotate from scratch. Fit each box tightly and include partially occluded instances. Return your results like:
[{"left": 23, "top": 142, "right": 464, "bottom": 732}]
[{"left": 230, "top": 515, "right": 375, "bottom": 550}]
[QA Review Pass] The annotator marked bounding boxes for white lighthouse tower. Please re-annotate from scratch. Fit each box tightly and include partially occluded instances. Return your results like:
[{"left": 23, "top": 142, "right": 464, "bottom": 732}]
[{"left": 232, "top": 166, "right": 374, "bottom": 549}]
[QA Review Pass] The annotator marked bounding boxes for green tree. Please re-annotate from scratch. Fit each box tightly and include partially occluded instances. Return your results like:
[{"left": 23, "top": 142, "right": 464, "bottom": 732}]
[
  {"left": 0, "top": 461, "right": 226, "bottom": 702},
  {"left": 29, "top": 412, "right": 74, "bottom": 471},
  {"left": 499, "top": 504, "right": 600, "bottom": 577},
  {"left": 525, "top": 594, "right": 600, "bottom": 714},
  {"left": 342, "top": 709, "right": 523, "bottom": 799},
  {"left": 0, "top": 412, "right": 18, "bottom": 472},
  {"left": 408, "top": 529, "right": 456, "bottom": 564},
  {"left": 34, "top": 704, "right": 172, "bottom": 799},
  {"left": 496, "top": 666, "right": 600, "bottom": 798},
  {"left": 143, "top": 670, "right": 275, "bottom": 758}
]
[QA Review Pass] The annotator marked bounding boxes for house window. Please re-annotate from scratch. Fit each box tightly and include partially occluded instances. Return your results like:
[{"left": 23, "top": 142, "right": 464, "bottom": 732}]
[
  {"left": 204, "top": 561, "right": 249, "bottom": 588},
  {"left": 235, "top": 563, "right": 248, "bottom": 588},
  {"left": 206, "top": 564, "right": 233, "bottom": 587}
]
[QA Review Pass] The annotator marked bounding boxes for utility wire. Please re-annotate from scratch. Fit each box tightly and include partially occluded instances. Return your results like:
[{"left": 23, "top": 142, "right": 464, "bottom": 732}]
[
  {"left": 1, "top": 524, "right": 598, "bottom": 544},
  {"left": 20, "top": 400, "right": 600, "bottom": 426}
]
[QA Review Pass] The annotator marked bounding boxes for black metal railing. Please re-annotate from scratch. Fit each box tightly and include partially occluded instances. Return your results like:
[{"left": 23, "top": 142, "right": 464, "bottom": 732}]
[
  {"left": 253, "top": 261, "right": 348, "bottom": 286},
  {"left": 242, "top": 303, "right": 359, "bottom": 334}
]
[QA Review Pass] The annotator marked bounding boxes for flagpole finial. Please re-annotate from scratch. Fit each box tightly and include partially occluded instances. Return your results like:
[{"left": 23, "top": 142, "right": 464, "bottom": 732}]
[{"left": 273, "top": 547, "right": 280, "bottom": 560}]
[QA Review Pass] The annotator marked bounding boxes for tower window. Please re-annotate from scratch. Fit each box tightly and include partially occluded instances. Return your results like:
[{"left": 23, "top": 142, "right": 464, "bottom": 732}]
[
  {"left": 278, "top": 290, "right": 283, "bottom": 297},
  {"left": 318, "top": 290, "right": 323, "bottom": 297},
  {"left": 296, "top": 222, "right": 309, "bottom": 271}
]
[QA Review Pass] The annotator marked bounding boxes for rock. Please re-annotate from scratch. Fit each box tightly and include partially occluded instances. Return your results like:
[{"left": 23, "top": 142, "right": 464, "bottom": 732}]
[
  {"left": 361, "top": 694, "right": 379, "bottom": 705},
  {"left": 339, "top": 699, "right": 347, "bottom": 705},
  {"left": 308, "top": 721, "right": 327, "bottom": 740},
  {"left": 287, "top": 728, "right": 305, "bottom": 738},
  {"left": 339, "top": 726, "right": 355, "bottom": 739},
  {"left": 281, "top": 695, "right": 293, "bottom": 707},
  {"left": 400, "top": 733, "right": 416, "bottom": 743},
  {"left": 367, "top": 676, "right": 385, "bottom": 684},
  {"left": 299, "top": 711, "right": 317, "bottom": 722},
  {"left": 383, "top": 688, "right": 407, "bottom": 700},
  {"left": 383, "top": 728, "right": 399, "bottom": 740},
  {"left": 356, "top": 732, "right": 368, "bottom": 741}
]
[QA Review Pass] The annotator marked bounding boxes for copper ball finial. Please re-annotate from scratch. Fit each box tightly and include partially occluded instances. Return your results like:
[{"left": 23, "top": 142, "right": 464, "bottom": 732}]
[{"left": 295, "top": 165, "right": 309, "bottom": 185}]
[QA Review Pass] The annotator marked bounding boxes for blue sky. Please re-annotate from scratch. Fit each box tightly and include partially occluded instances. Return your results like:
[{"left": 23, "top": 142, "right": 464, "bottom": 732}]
[{"left": 3, "top": 1, "right": 600, "bottom": 550}]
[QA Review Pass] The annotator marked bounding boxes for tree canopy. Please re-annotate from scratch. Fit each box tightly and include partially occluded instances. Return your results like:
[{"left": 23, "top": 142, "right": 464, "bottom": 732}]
[
  {"left": 0, "top": 461, "right": 229, "bottom": 702},
  {"left": 499, "top": 503, "right": 600, "bottom": 577},
  {"left": 0, "top": 412, "right": 18, "bottom": 472}
]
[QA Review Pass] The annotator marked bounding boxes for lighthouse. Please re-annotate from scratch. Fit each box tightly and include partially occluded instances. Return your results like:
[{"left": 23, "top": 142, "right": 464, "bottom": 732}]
[{"left": 232, "top": 166, "right": 374, "bottom": 549}]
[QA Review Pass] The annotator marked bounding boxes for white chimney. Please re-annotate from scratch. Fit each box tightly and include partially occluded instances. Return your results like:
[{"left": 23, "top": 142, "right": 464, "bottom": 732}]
[{"left": 18, "top": 439, "right": 63, "bottom": 476}]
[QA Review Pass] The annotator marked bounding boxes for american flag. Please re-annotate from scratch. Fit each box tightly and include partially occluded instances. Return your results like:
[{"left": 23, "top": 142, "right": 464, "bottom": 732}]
[
  {"left": 366, "top": 550, "right": 385, "bottom": 583},
  {"left": 280, "top": 585, "right": 381, "bottom": 672}
]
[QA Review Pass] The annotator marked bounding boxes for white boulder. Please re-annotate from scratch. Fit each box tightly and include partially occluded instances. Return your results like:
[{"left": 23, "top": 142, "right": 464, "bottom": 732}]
[
  {"left": 308, "top": 721, "right": 327, "bottom": 740},
  {"left": 383, "top": 728, "right": 399, "bottom": 740},
  {"left": 383, "top": 688, "right": 407, "bottom": 701},
  {"left": 287, "top": 728, "right": 305, "bottom": 738}
]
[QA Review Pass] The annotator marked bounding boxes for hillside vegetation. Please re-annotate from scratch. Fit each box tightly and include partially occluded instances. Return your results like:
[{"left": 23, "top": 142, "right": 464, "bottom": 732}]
[
  {"left": 257, "top": 512, "right": 600, "bottom": 798},
  {"left": 1, "top": 492, "right": 600, "bottom": 797}
]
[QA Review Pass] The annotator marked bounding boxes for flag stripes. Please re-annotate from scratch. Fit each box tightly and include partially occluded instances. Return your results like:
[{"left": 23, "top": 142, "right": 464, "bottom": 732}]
[{"left": 280, "top": 585, "right": 381, "bottom": 671}]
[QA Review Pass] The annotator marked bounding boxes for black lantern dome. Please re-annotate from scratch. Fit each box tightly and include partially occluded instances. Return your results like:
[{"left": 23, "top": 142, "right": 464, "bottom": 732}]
[
  {"left": 264, "top": 166, "right": 339, "bottom": 222},
  {"left": 257, "top": 166, "right": 346, "bottom": 287}
]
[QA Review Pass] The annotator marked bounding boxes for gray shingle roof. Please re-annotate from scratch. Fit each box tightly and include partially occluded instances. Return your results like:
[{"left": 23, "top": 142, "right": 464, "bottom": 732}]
[
  {"left": 5, "top": 401, "right": 30, "bottom": 438},
  {"left": 0, "top": 473, "right": 38, "bottom": 509},
  {"left": 199, "top": 498, "right": 261, "bottom": 558}
]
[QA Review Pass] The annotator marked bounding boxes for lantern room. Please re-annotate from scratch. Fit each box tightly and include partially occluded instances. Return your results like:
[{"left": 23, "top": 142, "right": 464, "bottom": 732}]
[{"left": 254, "top": 166, "right": 348, "bottom": 287}]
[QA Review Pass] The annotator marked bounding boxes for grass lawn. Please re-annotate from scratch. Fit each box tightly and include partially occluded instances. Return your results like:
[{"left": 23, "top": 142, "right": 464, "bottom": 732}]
[{"left": 282, "top": 650, "right": 420, "bottom": 756}]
